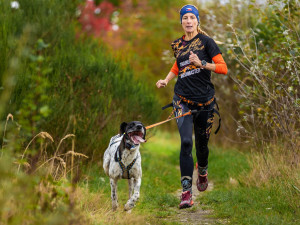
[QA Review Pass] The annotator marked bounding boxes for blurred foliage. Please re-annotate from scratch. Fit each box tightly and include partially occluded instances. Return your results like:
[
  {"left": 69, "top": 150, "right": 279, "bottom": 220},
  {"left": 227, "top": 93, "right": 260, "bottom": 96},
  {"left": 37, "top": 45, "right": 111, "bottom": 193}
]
[
  {"left": 0, "top": 0, "right": 160, "bottom": 160},
  {"left": 102, "top": 0, "right": 184, "bottom": 107},
  {"left": 95, "top": 0, "right": 121, "bottom": 6},
  {"left": 16, "top": 39, "right": 52, "bottom": 139}
]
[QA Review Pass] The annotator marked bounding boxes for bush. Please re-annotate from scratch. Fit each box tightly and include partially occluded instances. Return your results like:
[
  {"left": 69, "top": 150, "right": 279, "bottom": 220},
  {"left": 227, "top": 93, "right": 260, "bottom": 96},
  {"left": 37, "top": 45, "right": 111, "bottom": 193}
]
[{"left": 227, "top": 0, "right": 299, "bottom": 156}]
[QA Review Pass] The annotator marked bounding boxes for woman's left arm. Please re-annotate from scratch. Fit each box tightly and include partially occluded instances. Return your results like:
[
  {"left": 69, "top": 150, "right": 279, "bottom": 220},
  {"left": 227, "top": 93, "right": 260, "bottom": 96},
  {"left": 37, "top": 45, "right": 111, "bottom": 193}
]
[
  {"left": 207, "top": 54, "right": 228, "bottom": 75},
  {"left": 189, "top": 52, "right": 228, "bottom": 75}
]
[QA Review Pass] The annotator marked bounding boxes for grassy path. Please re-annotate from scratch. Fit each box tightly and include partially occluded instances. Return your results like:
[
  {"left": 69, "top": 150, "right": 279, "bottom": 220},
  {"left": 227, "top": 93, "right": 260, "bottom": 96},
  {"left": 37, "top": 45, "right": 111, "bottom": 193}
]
[{"left": 80, "top": 131, "right": 299, "bottom": 224}]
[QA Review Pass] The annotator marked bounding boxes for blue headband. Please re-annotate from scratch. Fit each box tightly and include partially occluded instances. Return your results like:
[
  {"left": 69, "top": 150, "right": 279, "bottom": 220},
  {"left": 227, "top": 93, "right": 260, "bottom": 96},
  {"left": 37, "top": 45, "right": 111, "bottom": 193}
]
[{"left": 180, "top": 5, "right": 199, "bottom": 24}]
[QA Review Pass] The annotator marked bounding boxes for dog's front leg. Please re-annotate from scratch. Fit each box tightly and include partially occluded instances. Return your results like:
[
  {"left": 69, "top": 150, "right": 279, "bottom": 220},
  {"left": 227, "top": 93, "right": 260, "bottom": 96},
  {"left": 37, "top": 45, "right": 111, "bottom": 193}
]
[
  {"left": 128, "top": 178, "right": 134, "bottom": 199},
  {"left": 124, "top": 177, "right": 141, "bottom": 211},
  {"left": 110, "top": 178, "right": 118, "bottom": 211}
]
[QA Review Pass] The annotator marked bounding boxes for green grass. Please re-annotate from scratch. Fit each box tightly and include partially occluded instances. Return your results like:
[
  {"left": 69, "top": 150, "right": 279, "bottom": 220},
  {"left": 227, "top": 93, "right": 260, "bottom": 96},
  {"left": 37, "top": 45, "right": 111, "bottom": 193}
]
[
  {"left": 200, "top": 147, "right": 300, "bottom": 225},
  {"left": 137, "top": 131, "right": 180, "bottom": 215},
  {"left": 205, "top": 146, "right": 250, "bottom": 186},
  {"left": 84, "top": 131, "right": 251, "bottom": 224},
  {"left": 202, "top": 187, "right": 299, "bottom": 224},
  {"left": 82, "top": 131, "right": 299, "bottom": 224}
]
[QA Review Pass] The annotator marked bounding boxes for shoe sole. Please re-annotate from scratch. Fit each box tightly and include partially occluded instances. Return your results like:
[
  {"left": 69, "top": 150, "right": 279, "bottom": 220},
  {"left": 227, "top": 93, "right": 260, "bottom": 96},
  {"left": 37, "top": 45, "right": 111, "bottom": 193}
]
[
  {"left": 179, "top": 201, "right": 194, "bottom": 209},
  {"left": 179, "top": 204, "right": 193, "bottom": 209}
]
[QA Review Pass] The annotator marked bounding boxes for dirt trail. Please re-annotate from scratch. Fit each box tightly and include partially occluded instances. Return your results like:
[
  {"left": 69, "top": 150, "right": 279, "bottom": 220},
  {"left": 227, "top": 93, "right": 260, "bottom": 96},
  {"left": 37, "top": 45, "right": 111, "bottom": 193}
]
[
  {"left": 164, "top": 170, "right": 227, "bottom": 225},
  {"left": 174, "top": 170, "right": 215, "bottom": 225}
]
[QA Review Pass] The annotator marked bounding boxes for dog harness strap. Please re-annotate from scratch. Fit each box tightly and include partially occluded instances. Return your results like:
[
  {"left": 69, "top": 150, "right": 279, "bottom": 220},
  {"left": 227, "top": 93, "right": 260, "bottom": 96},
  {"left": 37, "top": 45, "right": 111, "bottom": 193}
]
[
  {"left": 115, "top": 147, "right": 138, "bottom": 179},
  {"left": 125, "top": 157, "right": 137, "bottom": 179}
]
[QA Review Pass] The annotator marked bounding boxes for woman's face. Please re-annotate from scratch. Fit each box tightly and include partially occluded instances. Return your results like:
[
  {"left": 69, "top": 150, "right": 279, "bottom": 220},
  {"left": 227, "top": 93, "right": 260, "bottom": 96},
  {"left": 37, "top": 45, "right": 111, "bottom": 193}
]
[{"left": 181, "top": 13, "right": 198, "bottom": 34}]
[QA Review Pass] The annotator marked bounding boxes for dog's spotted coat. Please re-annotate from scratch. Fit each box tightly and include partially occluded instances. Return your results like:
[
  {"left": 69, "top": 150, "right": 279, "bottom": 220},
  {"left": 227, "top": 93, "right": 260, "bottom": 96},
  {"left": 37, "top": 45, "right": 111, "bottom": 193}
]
[{"left": 103, "top": 121, "right": 146, "bottom": 211}]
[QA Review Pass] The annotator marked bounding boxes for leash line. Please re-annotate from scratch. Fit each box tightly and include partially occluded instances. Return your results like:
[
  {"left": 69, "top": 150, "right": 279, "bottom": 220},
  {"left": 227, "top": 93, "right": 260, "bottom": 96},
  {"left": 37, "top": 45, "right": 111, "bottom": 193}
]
[{"left": 145, "top": 110, "right": 197, "bottom": 130}]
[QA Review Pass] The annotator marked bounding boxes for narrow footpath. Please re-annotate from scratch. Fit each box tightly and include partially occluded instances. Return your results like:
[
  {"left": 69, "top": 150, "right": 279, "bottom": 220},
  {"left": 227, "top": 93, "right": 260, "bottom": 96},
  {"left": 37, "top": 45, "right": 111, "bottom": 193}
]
[{"left": 165, "top": 169, "right": 228, "bottom": 225}]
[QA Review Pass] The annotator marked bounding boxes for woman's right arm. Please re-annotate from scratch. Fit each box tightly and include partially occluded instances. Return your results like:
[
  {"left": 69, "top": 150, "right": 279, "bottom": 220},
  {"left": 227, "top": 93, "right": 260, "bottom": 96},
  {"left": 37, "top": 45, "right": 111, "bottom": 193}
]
[
  {"left": 156, "top": 71, "right": 176, "bottom": 88},
  {"left": 156, "top": 61, "right": 178, "bottom": 88}
]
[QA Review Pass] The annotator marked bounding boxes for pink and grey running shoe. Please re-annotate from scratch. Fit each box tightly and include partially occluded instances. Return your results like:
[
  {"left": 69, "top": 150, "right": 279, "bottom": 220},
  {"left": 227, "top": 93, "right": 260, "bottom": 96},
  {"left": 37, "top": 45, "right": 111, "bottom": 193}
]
[{"left": 179, "top": 191, "right": 193, "bottom": 209}]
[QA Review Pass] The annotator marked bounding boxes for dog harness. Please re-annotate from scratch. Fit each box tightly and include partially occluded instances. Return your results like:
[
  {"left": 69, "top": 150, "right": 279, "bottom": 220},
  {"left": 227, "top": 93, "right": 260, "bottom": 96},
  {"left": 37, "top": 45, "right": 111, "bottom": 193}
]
[
  {"left": 114, "top": 146, "right": 138, "bottom": 179},
  {"left": 109, "top": 134, "right": 139, "bottom": 179}
]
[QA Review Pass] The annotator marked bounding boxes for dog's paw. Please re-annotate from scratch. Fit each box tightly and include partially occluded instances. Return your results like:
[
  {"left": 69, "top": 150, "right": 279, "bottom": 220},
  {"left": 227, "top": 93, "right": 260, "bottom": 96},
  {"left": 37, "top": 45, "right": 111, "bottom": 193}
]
[
  {"left": 112, "top": 203, "right": 119, "bottom": 211},
  {"left": 124, "top": 202, "right": 134, "bottom": 211}
]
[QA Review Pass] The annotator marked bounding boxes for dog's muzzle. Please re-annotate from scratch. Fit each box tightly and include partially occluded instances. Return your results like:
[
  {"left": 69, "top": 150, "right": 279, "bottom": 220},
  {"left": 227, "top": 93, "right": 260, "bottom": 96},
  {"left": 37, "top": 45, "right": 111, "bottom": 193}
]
[{"left": 128, "top": 130, "right": 145, "bottom": 145}]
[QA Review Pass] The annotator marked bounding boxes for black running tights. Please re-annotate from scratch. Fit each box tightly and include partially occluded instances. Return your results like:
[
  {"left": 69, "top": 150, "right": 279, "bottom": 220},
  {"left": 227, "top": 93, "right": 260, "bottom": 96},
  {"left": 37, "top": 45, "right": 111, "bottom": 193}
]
[{"left": 173, "top": 95, "right": 214, "bottom": 179}]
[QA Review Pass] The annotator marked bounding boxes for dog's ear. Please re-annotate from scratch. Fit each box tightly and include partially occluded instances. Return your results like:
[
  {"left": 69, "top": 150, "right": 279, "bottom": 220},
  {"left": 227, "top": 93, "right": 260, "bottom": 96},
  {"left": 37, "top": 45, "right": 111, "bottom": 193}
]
[{"left": 120, "top": 122, "right": 127, "bottom": 135}]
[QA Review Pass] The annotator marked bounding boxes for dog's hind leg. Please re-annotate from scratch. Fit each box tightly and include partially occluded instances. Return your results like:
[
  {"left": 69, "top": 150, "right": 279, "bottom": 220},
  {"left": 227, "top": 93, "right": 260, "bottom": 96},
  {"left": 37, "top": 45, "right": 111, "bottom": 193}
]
[
  {"left": 110, "top": 178, "right": 118, "bottom": 211},
  {"left": 103, "top": 151, "right": 110, "bottom": 175},
  {"left": 124, "top": 178, "right": 141, "bottom": 211},
  {"left": 128, "top": 178, "right": 134, "bottom": 199}
]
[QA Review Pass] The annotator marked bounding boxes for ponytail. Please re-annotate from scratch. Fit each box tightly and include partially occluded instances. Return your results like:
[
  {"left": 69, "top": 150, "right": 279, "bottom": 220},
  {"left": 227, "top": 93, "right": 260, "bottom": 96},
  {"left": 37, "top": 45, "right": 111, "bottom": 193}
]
[{"left": 197, "top": 25, "right": 209, "bottom": 36}]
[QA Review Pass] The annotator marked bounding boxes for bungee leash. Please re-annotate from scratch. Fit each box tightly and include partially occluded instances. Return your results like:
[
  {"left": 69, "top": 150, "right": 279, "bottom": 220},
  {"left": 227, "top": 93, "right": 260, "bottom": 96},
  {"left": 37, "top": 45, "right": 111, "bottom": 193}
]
[{"left": 145, "top": 109, "right": 198, "bottom": 130}]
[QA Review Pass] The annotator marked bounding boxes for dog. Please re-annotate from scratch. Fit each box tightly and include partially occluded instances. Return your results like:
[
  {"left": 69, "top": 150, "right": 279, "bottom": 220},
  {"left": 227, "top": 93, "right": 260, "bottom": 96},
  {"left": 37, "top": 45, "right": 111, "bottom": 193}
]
[{"left": 103, "top": 121, "right": 146, "bottom": 211}]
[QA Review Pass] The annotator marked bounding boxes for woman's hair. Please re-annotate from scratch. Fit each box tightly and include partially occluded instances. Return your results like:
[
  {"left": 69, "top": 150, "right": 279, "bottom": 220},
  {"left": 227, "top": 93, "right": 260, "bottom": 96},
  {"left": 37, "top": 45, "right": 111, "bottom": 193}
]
[{"left": 197, "top": 25, "right": 209, "bottom": 36}]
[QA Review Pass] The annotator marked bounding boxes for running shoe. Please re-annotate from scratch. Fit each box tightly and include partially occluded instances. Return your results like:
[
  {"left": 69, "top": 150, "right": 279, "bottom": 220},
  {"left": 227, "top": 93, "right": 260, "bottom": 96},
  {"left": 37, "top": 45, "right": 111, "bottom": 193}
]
[
  {"left": 179, "top": 191, "right": 193, "bottom": 209},
  {"left": 196, "top": 162, "right": 208, "bottom": 192}
]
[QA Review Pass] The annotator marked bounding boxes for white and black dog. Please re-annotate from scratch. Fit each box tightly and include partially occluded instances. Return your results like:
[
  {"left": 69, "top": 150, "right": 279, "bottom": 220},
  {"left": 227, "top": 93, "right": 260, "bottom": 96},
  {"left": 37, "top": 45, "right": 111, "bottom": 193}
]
[{"left": 103, "top": 121, "right": 146, "bottom": 211}]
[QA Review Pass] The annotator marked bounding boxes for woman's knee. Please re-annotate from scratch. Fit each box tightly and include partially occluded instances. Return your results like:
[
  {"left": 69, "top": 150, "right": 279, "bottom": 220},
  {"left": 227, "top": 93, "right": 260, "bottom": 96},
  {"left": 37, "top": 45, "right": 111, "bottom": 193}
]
[{"left": 181, "top": 138, "right": 193, "bottom": 155}]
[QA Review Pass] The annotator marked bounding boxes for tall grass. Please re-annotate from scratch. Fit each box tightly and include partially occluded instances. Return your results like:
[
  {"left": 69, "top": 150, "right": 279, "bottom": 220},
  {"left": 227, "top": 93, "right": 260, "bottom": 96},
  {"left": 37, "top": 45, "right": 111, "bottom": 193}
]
[{"left": 0, "top": 150, "right": 87, "bottom": 224}]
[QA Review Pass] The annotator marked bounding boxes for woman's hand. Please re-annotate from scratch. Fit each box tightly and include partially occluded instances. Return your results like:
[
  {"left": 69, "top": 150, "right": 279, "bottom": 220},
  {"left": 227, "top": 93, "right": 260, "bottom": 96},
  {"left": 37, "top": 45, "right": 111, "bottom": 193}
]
[
  {"left": 189, "top": 51, "right": 202, "bottom": 68},
  {"left": 156, "top": 79, "right": 168, "bottom": 88}
]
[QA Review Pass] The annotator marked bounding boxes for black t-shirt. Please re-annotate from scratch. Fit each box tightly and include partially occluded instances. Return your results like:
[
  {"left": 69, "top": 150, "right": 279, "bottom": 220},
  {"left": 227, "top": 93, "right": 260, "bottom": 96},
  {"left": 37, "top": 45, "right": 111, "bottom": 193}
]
[{"left": 171, "top": 33, "right": 221, "bottom": 103}]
